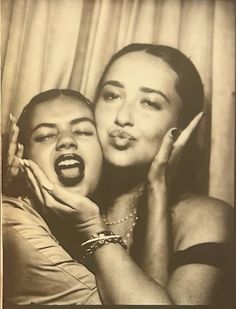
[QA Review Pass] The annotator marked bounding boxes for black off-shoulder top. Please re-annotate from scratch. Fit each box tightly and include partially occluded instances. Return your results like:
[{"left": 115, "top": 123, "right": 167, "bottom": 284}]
[{"left": 170, "top": 242, "right": 230, "bottom": 272}]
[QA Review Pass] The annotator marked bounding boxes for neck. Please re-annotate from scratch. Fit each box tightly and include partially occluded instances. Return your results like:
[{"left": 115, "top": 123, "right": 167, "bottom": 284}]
[{"left": 94, "top": 161, "right": 148, "bottom": 213}]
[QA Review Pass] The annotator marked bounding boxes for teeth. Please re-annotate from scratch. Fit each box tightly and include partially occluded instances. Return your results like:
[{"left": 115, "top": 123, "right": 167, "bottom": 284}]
[{"left": 58, "top": 159, "right": 79, "bottom": 167}]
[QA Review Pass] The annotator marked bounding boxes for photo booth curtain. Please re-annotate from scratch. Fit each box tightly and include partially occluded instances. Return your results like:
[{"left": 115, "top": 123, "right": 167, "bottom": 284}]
[{"left": 1, "top": 0, "right": 235, "bottom": 206}]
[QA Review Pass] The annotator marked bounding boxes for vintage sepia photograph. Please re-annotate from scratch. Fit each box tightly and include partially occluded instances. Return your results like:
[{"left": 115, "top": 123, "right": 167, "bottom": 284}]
[{"left": 1, "top": 0, "right": 235, "bottom": 307}]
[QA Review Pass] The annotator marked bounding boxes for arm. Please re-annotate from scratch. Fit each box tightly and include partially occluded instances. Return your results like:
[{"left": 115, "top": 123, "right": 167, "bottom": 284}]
[
  {"left": 92, "top": 195, "right": 233, "bottom": 305},
  {"left": 140, "top": 113, "right": 204, "bottom": 286},
  {"left": 22, "top": 158, "right": 233, "bottom": 305},
  {"left": 168, "top": 196, "right": 234, "bottom": 304},
  {"left": 3, "top": 197, "right": 102, "bottom": 305},
  {"left": 21, "top": 160, "right": 174, "bottom": 305}
]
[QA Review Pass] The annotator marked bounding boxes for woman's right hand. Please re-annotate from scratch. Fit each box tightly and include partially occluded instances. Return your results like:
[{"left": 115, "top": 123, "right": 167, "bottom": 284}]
[
  {"left": 6, "top": 114, "right": 24, "bottom": 181},
  {"left": 19, "top": 159, "right": 106, "bottom": 240}
]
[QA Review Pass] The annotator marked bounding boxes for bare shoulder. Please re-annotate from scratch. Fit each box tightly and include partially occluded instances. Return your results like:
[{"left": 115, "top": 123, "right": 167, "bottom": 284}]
[{"left": 171, "top": 193, "right": 234, "bottom": 251}]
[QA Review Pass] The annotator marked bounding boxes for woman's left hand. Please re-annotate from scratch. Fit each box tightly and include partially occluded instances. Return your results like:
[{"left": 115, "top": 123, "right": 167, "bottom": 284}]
[
  {"left": 19, "top": 159, "right": 105, "bottom": 239},
  {"left": 144, "top": 112, "right": 204, "bottom": 285},
  {"left": 148, "top": 111, "right": 204, "bottom": 187}
]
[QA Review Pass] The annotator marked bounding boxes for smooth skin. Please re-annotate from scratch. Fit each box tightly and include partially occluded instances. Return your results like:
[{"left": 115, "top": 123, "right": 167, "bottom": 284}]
[
  {"left": 7, "top": 52, "right": 233, "bottom": 304},
  {"left": 12, "top": 110, "right": 232, "bottom": 305}
]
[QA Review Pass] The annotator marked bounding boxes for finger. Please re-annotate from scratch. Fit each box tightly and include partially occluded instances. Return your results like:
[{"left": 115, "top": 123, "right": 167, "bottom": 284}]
[
  {"left": 9, "top": 115, "right": 18, "bottom": 142},
  {"left": 26, "top": 160, "right": 54, "bottom": 191},
  {"left": 156, "top": 128, "right": 180, "bottom": 163},
  {"left": 46, "top": 185, "right": 79, "bottom": 209},
  {"left": 7, "top": 143, "right": 23, "bottom": 178},
  {"left": 20, "top": 163, "right": 45, "bottom": 204},
  {"left": 7, "top": 126, "right": 20, "bottom": 165},
  {"left": 9, "top": 113, "right": 17, "bottom": 134},
  {"left": 40, "top": 188, "right": 72, "bottom": 216},
  {"left": 174, "top": 111, "right": 204, "bottom": 148},
  {"left": 16, "top": 143, "right": 24, "bottom": 158},
  {"left": 24, "top": 160, "right": 69, "bottom": 210},
  {"left": 170, "top": 111, "right": 204, "bottom": 162},
  {"left": 25, "top": 160, "right": 72, "bottom": 208},
  {"left": 167, "top": 112, "right": 204, "bottom": 185},
  {"left": 22, "top": 161, "right": 66, "bottom": 214},
  {"left": 149, "top": 127, "right": 180, "bottom": 180}
]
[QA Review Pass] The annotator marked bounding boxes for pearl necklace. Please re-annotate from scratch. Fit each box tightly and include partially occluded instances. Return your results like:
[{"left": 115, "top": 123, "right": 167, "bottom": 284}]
[
  {"left": 101, "top": 208, "right": 137, "bottom": 225},
  {"left": 123, "top": 215, "right": 139, "bottom": 243},
  {"left": 101, "top": 209, "right": 139, "bottom": 243},
  {"left": 101, "top": 184, "right": 144, "bottom": 243}
]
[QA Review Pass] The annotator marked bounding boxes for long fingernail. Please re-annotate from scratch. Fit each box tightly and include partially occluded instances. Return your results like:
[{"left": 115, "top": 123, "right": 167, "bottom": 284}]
[
  {"left": 23, "top": 159, "right": 30, "bottom": 167},
  {"left": 199, "top": 111, "right": 205, "bottom": 119},
  {"left": 43, "top": 183, "right": 54, "bottom": 192},
  {"left": 10, "top": 113, "right": 16, "bottom": 123},
  {"left": 170, "top": 128, "right": 181, "bottom": 141},
  {"left": 18, "top": 158, "right": 25, "bottom": 166}
]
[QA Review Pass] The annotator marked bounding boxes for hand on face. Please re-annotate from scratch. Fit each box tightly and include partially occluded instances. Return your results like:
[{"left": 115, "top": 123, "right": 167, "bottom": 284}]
[
  {"left": 148, "top": 112, "right": 204, "bottom": 188},
  {"left": 6, "top": 114, "right": 24, "bottom": 182},
  {"left": 95, "top": 52, "right": 183, "bottom": 168},
  {"left": 19, "top": 159, "right": 105, "bottom": 240},
  {"left": 24, "top": 97, "right": 103, "bottom": 197}
]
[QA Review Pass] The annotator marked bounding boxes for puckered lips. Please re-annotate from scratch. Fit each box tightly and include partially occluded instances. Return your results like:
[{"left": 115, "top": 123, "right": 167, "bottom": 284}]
[
  {"left": 109, "top": 129, "right": 136, "bottom": 150},
  {"left": 54, "top": 153, "right": 85, "bottom": 186}
]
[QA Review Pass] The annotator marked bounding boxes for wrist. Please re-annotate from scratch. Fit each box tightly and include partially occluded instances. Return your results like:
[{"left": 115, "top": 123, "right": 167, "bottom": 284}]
[
  {"left": 75, "top": 217, "right": 107, "bottom": 241},
  {"left": 79, "top": 231, "right": 127, "bottom": 264}
]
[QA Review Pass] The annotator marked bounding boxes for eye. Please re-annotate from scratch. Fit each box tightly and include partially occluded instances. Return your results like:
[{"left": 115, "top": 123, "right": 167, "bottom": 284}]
[
  {"left": 34, "top": 133, "right": 56, "bottom": 142},
  {"left": 141, "top": 99, "right": 162, "bottom": 110},
  {"left": 73, "top": 130, "right": 94, "bottom": 136},
  {"left": 103, "top": 91, "right": 120, "bottom": 102}
]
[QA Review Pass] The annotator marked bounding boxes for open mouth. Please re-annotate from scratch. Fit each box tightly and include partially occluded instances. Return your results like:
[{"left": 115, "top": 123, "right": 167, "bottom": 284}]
[{"left": 54, "top": 153, "right": 85, "bottom": 186}]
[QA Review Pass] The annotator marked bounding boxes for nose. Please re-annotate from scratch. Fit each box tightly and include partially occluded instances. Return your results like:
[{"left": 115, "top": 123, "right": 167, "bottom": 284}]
[
  {"left": 56, "top": 132, "right": 77, "bottom": 151},
  {"left": 115, "top": 103, "right": 134, "bottom": 127}
]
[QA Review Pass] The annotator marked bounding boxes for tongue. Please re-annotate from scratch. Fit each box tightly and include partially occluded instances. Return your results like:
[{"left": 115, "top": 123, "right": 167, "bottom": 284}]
[{"left": 59, "top": 167, "right": 81, "bottom": 179}]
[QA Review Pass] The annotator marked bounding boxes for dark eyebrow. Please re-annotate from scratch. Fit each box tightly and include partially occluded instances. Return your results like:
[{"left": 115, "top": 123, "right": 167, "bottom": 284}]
[
  {"left": 140, "top": 86, "right": 170, "bottom": 103},
  {"left": 101, "top": 80, "right": 124, "bottom": 88},
  {"left": 31, "top": 118, "right": 95, "bottom": 133},
  {"left": 71, "top": 117, "right": 95, "bottom": 126},
  {"left": 31, "top": 123, "right": 56, "bottom": 133}
]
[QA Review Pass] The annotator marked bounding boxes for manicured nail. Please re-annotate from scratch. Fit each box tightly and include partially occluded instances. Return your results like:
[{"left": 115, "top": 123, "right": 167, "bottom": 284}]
[
  {"left": 23, "top": 159, "right": 30, "bottom": 167},
  {"left": 43, "top": 183, "right": 54, "bottom": 192},
  {"left": 18, "top": 158, "right": 25, "bottom": 166},
  {"left": 10, "top": 113, "right": 16, "bottom": 123},
  {"left": 199, "top": 111, "right": 205, "bottom": 118},
  {"left": 170, "top": 128, "right": 181, "bottom": 141}
]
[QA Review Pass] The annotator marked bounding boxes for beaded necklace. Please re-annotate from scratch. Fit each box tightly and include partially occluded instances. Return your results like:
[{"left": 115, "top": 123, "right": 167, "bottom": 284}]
[
  {"left": 101, "top": 209, "right": 139, "bottom": 243},
  {"left": 101, "top": 183, "right": 144, "bottom": 244}
]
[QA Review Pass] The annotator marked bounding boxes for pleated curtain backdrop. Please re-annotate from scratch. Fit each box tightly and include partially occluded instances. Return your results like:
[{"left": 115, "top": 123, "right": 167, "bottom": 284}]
[{"left": 1, "top": 0, "right": 235, "bottom": 206}]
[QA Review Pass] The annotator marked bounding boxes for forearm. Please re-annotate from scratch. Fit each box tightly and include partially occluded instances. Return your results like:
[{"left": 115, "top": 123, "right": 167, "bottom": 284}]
[
  {"left": 140, "top": 182, "right": 170, "bottom": 286},
  {"left": 90, "top": 242, "right": 173, "bottom": 304}
]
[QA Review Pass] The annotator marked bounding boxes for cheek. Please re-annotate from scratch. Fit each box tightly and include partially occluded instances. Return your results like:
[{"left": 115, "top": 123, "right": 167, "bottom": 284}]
[
  {"left": 138, "top": 118, "right": 172, "bottom": 156},
  {"left": 95, "top": 103, "right": 115, "bottom": 127},
  {"left": 26, "top": 145, "right": 52, "bottom": 169},
  {"left": 95, "top": 111, "right": 111, "bottom": 142}
]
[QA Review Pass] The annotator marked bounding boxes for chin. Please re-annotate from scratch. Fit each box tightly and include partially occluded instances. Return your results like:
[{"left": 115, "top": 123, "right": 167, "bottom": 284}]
[
  {"left": 105, "top": 154, "right": 138, "bottom": 168},
  {"left": 63, "top": 183, "right": 88, "bottom": 196}
]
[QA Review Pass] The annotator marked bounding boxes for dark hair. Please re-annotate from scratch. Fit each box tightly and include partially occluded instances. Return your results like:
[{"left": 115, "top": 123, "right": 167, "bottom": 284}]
[
  {"left": 95, "top": 43, "right": 204, "bottom": 128},
  {"left": 95, "top": 44, "right": 205, "bottom": 198},
  {"left": 17, "top": 89, "right": 93, "bottom": 146},
  {"left": 3, "top": 89, "right": 92, "bottom": 197}
]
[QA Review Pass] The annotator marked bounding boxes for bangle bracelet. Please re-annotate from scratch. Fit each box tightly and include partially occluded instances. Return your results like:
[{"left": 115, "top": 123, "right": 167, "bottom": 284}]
[
  {"left": 80, "top": 231, "right": 127, "bottom": 263},
  {"left": 81, "top": 235, "right": 123, "bottom": 247}
]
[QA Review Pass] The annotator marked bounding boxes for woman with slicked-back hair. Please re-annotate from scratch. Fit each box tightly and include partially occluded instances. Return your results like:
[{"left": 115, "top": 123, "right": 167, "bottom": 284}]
[{"left": 4, "top": 44, "right": 233, "bottom": 305}]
